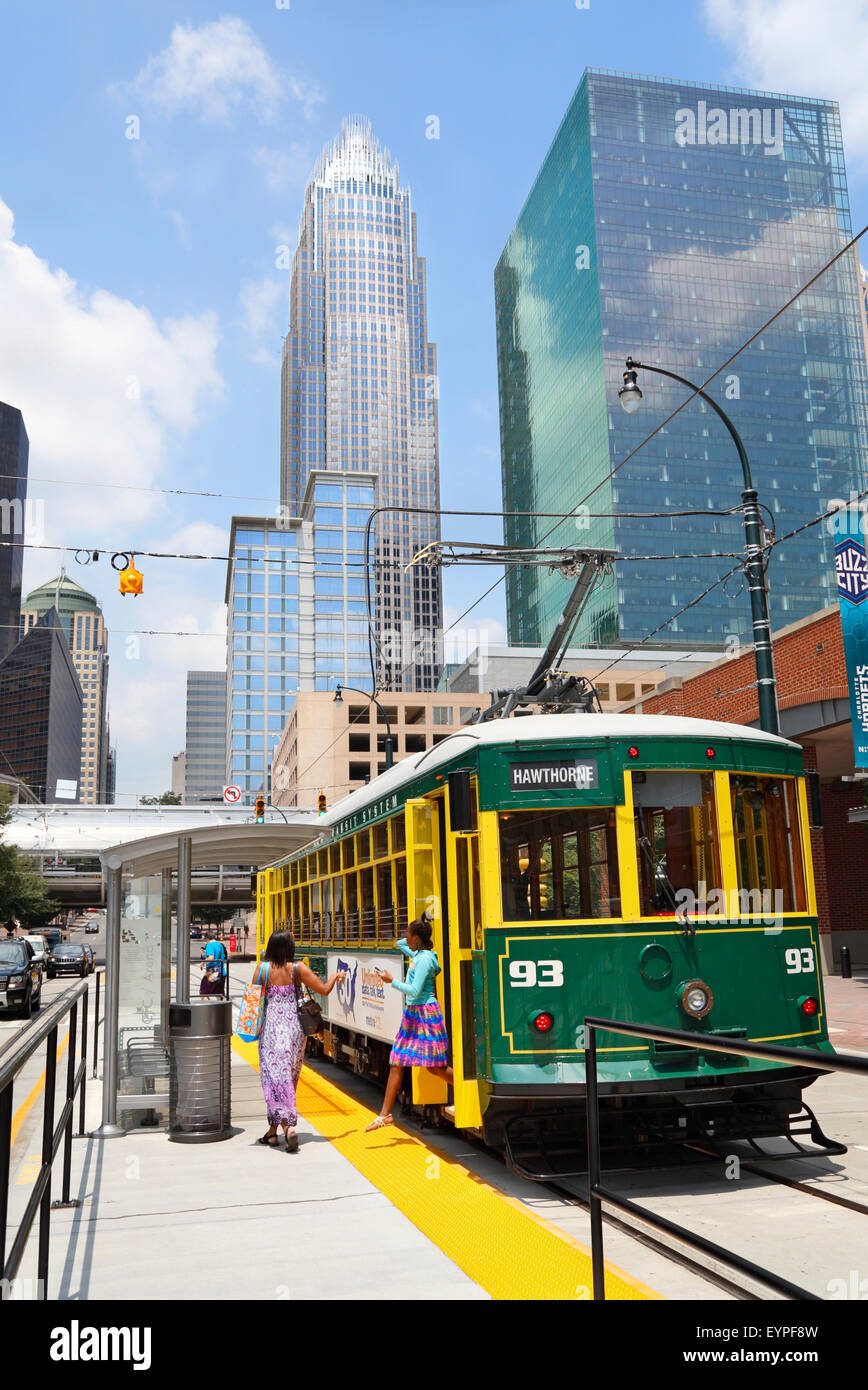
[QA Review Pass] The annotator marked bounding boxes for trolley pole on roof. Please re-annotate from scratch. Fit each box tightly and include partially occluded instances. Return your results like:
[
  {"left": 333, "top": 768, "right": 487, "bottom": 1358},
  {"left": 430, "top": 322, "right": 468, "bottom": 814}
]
[{"left": 619, "top": 357, "right": 781, "bottom": 737}]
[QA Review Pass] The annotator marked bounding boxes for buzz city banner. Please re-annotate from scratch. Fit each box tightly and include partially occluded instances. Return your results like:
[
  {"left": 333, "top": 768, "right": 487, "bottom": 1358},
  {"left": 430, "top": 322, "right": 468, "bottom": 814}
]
[{"left": 833, "top": 499, "right": 868, "bottom": 768}]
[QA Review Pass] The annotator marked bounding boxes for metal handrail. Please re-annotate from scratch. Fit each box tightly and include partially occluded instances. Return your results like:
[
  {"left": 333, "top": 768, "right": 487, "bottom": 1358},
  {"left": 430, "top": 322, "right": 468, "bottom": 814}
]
[
  {"left": 1, "top": 971, "right": 104, "bottom": 1299},
  {"left": 583, "top": 1014, "right": 868, "bottom": 1301}
]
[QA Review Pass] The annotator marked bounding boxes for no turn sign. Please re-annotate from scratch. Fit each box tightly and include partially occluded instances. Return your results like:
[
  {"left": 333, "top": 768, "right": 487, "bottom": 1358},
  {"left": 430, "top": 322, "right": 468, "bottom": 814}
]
[{"left": 223, "top": 785, "right": 242, "bottom": 804}]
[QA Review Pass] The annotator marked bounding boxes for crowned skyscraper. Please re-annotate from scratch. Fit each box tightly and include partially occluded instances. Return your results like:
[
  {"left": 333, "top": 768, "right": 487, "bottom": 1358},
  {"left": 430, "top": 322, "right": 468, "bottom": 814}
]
[{"left": 280, "top": 117, "right": 442, "bottom": 691}]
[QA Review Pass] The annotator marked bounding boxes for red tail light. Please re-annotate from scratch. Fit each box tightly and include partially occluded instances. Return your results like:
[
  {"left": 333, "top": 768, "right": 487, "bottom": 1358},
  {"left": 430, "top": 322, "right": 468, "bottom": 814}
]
[
  {"left": 532, "top": 1011, "right": 554, "bottom": 1033},
  {"left": 799, "top": 996, "right": 819, "bottom": 1017}
]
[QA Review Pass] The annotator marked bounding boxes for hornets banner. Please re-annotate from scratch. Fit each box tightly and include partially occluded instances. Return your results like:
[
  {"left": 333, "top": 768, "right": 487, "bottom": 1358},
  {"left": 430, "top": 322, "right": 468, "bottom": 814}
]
[{"left": 834, "top": 502, "right": 868, "bottom": 768}]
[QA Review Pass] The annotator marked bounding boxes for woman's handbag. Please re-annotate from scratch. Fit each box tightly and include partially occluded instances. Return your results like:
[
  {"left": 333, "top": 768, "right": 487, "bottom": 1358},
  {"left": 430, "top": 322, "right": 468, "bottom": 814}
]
[
  {"left": 294, "top": 965, "right": 324, "bottom": 1036},
  {"left": 235, "top": 962, "right": 269, "bottom": 1042}
]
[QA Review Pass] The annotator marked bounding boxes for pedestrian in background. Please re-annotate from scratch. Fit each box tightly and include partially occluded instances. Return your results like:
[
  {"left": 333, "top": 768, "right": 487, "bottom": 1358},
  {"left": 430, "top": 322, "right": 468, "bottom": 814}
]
[{"left": 200, "top": 937, "right": 227, "bottom": 997}]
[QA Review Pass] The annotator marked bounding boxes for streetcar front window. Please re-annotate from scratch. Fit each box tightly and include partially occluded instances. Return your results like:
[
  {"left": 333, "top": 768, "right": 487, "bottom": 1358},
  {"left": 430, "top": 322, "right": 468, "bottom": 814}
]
[
  {"left": 731, "top": 775, "right": 806, "bottom": 912},
  {"left": 633, "top": 771, "right": 721, "bottom": 915},
  {"left": 499, "top": 808, "right": 621, "bottom": 921}
]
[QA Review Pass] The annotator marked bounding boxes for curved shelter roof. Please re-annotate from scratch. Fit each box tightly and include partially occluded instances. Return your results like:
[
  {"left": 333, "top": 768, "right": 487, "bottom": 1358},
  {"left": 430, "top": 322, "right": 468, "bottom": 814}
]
[{"left": 99, "top": 817, "right": 320, "bottom": 876}]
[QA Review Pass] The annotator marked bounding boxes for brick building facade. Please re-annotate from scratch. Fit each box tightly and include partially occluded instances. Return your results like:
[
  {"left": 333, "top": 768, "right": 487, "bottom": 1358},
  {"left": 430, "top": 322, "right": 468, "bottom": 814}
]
[{"left": 627, "top": 606, "right": 867, "bottom": 969}]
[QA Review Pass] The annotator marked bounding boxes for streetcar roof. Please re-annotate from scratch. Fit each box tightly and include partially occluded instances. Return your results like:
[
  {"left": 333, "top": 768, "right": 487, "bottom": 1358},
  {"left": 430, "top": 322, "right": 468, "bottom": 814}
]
[{"left": 316, "top": 712, "right": 799, "bottom": 830}]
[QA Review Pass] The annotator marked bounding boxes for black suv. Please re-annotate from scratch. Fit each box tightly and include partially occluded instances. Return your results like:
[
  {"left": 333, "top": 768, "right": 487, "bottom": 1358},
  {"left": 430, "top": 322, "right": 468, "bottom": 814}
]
[
  {"left": 0, "top": 941, "right": 43, "bottom": 1018},
  {"left": 47, "top": 943, "right": 88, "bottom": 979}
]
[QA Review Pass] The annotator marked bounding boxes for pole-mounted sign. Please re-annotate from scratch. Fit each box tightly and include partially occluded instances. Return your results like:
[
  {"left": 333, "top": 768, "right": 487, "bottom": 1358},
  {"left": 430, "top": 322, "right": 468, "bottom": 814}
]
[{"left": 833, "top": 502, "right": 868, "bottom": 768}]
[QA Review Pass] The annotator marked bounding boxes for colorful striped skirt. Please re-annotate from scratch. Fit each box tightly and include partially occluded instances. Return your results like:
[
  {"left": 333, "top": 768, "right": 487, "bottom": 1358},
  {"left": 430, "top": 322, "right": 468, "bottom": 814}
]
[{"left": 389, "top": 1000, "right": 449, "bottom": 1068}]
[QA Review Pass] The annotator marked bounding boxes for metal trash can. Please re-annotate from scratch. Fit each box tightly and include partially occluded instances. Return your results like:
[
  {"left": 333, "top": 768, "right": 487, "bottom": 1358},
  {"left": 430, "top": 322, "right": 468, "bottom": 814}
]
[{"left": 168, "top": 999, "right": 232, "bottom": 1143}]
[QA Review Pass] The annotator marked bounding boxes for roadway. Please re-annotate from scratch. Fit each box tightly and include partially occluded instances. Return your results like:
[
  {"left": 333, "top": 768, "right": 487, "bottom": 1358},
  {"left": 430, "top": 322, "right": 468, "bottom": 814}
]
[{"left": 1, "top": 912, "right": 106, "bottom": 1209}]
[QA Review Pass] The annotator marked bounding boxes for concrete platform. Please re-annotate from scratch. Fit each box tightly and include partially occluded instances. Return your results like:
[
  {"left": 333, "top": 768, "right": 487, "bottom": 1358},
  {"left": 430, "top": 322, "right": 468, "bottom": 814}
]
[
  {"left": 7, "top": 965, "right": 867, "bottom": 1302},
  {"left": 14, "top": 1051, "right": 489, "bottom": 1301}
]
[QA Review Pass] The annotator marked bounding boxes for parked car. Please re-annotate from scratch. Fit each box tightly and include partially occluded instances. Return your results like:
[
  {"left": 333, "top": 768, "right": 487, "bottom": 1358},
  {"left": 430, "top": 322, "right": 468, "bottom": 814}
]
[
  {"left": 0, "top": 940, "right": 42, "bottom": 1017},
  {"left": 81, "top": 944, "right": 96, "bottom": 974},
  {"left": 24, "top": 935, "right": 46, "bottom": 966},
  {"left": 47, "top": 943, "right": 88, "bottom": 979}
]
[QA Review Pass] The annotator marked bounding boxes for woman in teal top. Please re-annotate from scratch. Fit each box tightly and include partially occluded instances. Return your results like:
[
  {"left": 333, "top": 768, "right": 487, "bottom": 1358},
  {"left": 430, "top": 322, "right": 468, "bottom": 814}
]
[{"left": 365, "top": 918, "right": 454, "bottom": 1131}]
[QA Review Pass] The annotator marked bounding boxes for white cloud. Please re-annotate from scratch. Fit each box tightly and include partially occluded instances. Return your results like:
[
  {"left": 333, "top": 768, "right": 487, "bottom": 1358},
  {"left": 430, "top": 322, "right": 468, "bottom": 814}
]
[
  {"left": 104, "top": 522, "right": 230, "bottom": 799},
  {"left": 0, "top": 197, "right": 222, "bottom": 547},
  {"left": 122, "top": 16, "right": 321, "bottom": 125},
  {"left": 0, "top": 196, "right": 227, "bottom": 798},
  {"left": 238, "top": 276, "right": 286, "bottom": 366},
  {"left": 108, "top": 598, "right": 227, "bottom": 802},
  {"left": 703, "top": 0, "right": 868, "bottom": 156}
]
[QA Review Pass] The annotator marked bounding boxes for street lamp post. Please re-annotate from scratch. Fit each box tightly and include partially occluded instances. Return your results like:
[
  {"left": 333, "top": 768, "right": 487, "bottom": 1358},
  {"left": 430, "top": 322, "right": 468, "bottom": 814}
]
[
  {"left": 618, "top": 356, "right": 780, "bottom": 737},
  {"left": 333, "top": 684, "right": 395, "bottom": 769}
]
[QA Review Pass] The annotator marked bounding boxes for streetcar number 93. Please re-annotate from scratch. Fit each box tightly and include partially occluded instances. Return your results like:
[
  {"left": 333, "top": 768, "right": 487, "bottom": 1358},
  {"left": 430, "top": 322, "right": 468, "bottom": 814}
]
[
  {"left": 784, "top": 946, "right": 815, "bottom": 974},
  {"left": 508, "top": 960, "right": 564, "bottom": 987}
]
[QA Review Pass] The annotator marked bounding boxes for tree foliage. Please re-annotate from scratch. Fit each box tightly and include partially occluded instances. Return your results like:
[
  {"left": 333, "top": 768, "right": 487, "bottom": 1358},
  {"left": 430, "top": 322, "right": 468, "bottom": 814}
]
[
  {"left": 0, "top": 789, "right": 59, "bottom": 929},
  {"left": 140, "top": 792, "right": 182, "bottom": 806}
]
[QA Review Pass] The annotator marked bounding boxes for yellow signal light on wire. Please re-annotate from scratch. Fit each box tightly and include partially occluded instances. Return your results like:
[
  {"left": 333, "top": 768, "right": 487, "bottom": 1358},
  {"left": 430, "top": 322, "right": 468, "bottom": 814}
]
[{"left": 115, "top": 552, "right": 143, "bottom": 596}]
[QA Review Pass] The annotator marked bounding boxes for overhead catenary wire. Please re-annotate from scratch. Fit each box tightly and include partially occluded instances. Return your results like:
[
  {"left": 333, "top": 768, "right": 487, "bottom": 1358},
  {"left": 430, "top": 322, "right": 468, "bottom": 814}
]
[{"left": 0, "top": 490, "right": 857, "bottom": 647}]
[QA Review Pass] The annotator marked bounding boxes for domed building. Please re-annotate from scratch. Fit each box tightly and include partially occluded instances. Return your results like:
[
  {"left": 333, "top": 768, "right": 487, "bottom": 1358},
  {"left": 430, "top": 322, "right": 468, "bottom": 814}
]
[{"left": 21, "top": 574, "right": 113, "bottom": 804}]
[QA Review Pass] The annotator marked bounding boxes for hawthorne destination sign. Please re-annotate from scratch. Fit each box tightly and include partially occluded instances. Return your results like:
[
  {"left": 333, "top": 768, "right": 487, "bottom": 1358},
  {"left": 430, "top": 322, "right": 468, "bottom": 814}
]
[{"left": 509, "top": 758, "right": 599, "bottom": 791}]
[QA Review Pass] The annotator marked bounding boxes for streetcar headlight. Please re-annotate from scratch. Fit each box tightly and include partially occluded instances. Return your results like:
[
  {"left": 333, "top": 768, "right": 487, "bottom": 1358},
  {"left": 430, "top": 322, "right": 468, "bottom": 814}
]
[{"left": 678, "top": 979, "right": 714, "bottom": 1019}]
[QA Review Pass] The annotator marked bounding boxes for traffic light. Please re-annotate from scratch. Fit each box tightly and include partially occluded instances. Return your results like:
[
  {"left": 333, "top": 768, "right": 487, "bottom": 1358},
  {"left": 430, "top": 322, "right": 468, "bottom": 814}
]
[
  {"left": 317, "top": 792, "right": 327, "bottom": 816},
  {"left": 116, "top": 553, "right": 143, "bottom": 596},
  {"left": 255, "top": 797, "right": 265, "bottom": 824}
]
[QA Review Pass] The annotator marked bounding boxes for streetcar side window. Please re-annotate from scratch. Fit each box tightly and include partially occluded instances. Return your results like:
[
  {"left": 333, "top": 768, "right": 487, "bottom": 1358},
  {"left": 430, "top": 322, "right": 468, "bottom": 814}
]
[
  {"left": 499, "top": 808, "right": 621, "bottom": 921},
  {"left": 633, "top": 772, "right": 721, "bottom": 915},
  {"left": 731, "top": 776, "right": 806, "bottom": 913}
]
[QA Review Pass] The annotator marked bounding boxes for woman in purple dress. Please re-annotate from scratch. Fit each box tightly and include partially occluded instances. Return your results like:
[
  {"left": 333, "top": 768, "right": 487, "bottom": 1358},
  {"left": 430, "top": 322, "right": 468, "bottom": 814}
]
[{"left": 254, "top": 931, "right": 344, "bottom": 1153}]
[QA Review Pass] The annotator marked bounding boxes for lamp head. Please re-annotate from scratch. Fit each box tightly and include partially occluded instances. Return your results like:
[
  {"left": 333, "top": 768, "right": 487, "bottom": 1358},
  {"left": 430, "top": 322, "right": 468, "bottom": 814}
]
[
  {"left": 333, "top": 685, "right": 343, "bottom": 705},
  {"left": 618, "top": 366, "right": 643, "bottom": 414}
]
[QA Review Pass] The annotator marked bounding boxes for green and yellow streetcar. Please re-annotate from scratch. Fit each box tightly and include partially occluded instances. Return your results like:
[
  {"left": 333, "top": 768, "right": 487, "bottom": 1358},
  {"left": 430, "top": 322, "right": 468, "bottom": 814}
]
[{"left": 257, "top": 712, "right": 834, "bottom": 1163}]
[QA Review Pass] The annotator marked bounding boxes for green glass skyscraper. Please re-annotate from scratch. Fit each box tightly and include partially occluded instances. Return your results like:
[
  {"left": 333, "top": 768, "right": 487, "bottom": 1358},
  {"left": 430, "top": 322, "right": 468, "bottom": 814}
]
[{"left": 496, "top": 68, "right": 868, "bottom": 649}]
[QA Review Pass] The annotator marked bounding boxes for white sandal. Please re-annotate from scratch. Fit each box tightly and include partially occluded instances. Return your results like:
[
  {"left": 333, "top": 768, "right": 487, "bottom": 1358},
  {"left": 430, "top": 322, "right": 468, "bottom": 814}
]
[{"left": 365, "top": 1115, "right": 394, "bottom": 1132}]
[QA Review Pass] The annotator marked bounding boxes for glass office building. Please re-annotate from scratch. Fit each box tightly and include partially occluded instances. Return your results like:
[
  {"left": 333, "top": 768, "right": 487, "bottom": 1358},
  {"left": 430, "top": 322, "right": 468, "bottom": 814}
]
[
  {"left": 496, "top": 68, "right": 868, "bottom": 648},
  {"left": 0, "top": 609, "right": 82, "bottom": 802},
  {"left": 0, "top": 402, "right": 28, "bottom": 663},
  {"left": 184, "top": 671, "right": 227, "bottom": 802},
  {"left": 225, "top": 471, "right": 375, "bottom": 800},
  {"left": 280, "top": 117, "right": 441, "bottom": 689}
]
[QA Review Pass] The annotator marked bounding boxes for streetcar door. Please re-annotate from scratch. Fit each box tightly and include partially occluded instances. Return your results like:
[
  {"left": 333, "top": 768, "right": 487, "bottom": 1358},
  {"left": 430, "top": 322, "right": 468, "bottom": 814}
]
[
  {"left": 443, "top": 772, "right": 484, "bottom": 1130},
  {"left": 404, "top": 797, "right": 449, "bottom": 1105}
]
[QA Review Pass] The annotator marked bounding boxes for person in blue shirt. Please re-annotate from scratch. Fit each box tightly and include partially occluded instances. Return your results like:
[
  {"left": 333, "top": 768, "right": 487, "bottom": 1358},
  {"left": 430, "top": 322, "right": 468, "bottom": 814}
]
[
  {"left": 199, "top": 937, "right": 227, "bottom": 997},
  {"left": 365, "top": 918, "right": 454, "bottom": 1131}
]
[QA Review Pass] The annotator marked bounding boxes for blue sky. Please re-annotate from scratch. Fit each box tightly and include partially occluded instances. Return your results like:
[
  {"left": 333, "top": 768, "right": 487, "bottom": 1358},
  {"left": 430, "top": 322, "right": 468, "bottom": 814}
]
[{"left": 1, "top": 0, "right": 866, "bottom": 801}]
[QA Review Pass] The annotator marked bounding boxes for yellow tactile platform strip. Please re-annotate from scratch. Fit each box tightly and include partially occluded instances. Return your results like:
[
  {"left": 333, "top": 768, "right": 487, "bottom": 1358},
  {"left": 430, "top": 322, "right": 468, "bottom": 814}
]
[{"left": 232, "top": 1037, "right": 660, "bottom": 1301}]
